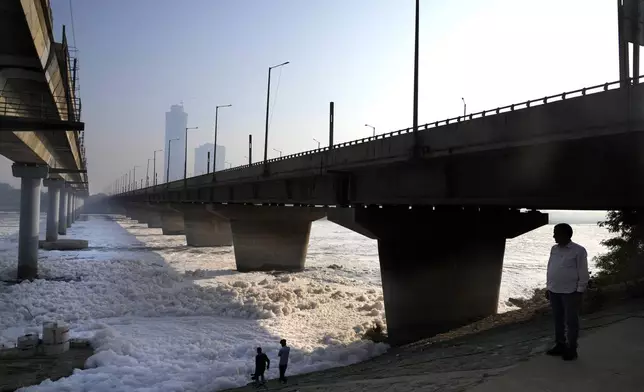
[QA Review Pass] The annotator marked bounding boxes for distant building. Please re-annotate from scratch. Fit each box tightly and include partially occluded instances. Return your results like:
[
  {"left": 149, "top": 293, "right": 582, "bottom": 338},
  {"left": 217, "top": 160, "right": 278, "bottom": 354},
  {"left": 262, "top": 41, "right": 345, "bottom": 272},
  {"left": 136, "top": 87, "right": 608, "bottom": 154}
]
[
  {"left": 164, "top": 104, "right": 188, "bottom": 182},
  {"left": 194, "top": 143, "right": 226, "bottom": 175}
]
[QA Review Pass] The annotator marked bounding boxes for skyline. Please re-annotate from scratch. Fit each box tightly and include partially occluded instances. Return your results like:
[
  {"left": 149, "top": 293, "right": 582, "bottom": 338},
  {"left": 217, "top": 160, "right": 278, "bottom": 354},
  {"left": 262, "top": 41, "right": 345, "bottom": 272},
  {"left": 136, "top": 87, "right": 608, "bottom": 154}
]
[{"left": 0, "top": 0, "right": 627, "bottom": 194}]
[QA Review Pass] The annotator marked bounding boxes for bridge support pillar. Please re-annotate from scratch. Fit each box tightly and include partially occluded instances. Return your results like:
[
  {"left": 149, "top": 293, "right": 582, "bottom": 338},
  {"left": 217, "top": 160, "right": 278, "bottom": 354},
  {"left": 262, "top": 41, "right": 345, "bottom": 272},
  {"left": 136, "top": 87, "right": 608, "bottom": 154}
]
[
  {"left": 142, "top": 205, "right": 163, "bottom": 229},
  {"left": 161, "top": 209, "right": 185, "bottom": 235},
  {"left": 71, "top": 195, "right": 76, "bottom": 224},
  {"left": 12, "top": 164, "right": 48, "bottom": 280},
  {"left": 329, "top": 207, "right": 548, "bottom": 346},
  {"left": 127, "top": 204, "right": 148, "bottom": 224},
  {"left": 213, "top": 206, "right": 325, "bottom": 272},
  {"left": 66, "top": 192, "right": 73, "bottom": 228},
  {"left": 58, "top": 186, "right": 68, "bottom": 235},
  {"left": 177, "top": 205, "right": 232, "bottom": 247},
  {"left": 44, "top": 179, "right": 64, "bottom": 242}
]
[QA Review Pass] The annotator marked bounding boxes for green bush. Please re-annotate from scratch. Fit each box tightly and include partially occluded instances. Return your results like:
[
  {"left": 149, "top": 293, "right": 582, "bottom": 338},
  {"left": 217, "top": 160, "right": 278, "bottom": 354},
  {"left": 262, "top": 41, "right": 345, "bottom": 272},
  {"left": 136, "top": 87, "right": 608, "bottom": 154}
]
[{"left": 594, "top": 210, "right": 644, "bottom": 284}]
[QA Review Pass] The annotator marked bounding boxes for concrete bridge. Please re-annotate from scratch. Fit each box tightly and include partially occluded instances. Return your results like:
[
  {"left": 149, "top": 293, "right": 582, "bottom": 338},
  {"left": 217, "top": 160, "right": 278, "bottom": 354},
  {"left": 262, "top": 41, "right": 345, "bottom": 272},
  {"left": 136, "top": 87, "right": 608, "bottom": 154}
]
[
  {"left": 110, "top": 78, "right": 644, "bottom": 345},
  {"left": 1, "top": 0, "right": 89, "bottom": 280}
]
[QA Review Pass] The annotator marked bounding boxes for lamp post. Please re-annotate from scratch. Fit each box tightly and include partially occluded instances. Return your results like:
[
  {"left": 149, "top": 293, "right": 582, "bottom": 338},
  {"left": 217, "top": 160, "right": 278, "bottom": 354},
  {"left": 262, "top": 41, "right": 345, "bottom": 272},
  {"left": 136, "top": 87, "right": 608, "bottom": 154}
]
[
  {"left": 213, "top": 104, "right": 232, "bottom": 173},
  {"left": 365, "top": 124, "right": 376, "bottom": 137},
  {"left": 146, "top": 158, "right": 152, "bottom": 187},
  {"left": 153, "top": 149, "right": 162, "bottom": 186},
  {"left": 461, "top": 97, "right": 466, "bottom": 117},
  {"left": 412, "top": 0, "right": 420, "bottom": 150},
  {"left": 273, "top": 148, "right": 282, "bottom": 158},
  {"left": 313, "top": 138, "right": 320, "bottom": 149},
  {"left": 132, "top": 165, "right": 139, "bottom": 190},
  {"left": 263, "top": 61, "right": 290, "bottom": 168},
  {"left": 184, "top": 126, "right": 198, "bottom": 180},
  {"left": 167, "top": 137, "right": 179, "bottom": 183}
]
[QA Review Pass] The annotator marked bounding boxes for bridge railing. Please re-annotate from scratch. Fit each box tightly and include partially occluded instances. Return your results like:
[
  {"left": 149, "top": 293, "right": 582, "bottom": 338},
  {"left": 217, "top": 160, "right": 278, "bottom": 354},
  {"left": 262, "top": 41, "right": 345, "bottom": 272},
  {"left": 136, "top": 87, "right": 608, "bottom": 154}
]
[
  {"left": 211, "top": 78, "right": 631, "bottom": 175},
  {"left": 0, "top": 92, "right": 81, "bottom": 122},
  {"left": 115, "top": 77, "right": 641, "bottom": 195}
]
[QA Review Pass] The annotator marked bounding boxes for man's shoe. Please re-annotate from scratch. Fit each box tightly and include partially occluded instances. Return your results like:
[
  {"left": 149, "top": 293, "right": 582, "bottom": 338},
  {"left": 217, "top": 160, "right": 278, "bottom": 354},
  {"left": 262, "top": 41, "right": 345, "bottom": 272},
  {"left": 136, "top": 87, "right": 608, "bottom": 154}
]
[
  {"left": 546, "top": 343, "right": 566, "bottom": 356},
  {"left": 562, "top": 347, "right": 578, "bottom": 361}
]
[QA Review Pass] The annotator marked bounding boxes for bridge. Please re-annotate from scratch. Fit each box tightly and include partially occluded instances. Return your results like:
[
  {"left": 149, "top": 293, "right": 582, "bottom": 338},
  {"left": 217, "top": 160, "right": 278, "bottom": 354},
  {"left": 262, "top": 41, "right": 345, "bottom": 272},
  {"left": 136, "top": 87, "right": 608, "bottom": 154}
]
[
  {"left": 1, "top": 0, "right": 89, "bottom": 280},
  {"left": 110, "top": 77, "right": 644, "bottom": 345}
]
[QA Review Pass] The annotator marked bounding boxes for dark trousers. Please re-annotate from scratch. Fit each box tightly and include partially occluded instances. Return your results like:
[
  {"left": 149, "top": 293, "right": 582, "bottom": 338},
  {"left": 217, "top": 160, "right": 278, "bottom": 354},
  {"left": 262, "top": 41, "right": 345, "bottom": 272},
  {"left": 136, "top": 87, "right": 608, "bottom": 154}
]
[
  {"left": 253, "top": 369, "right": 265, "bottom": 383},
  {"left": 279, "top": 364, "right": 288, "bottom": 382},
  {"left": 549, "top": 291, "right": 582, "bottom": 349}
]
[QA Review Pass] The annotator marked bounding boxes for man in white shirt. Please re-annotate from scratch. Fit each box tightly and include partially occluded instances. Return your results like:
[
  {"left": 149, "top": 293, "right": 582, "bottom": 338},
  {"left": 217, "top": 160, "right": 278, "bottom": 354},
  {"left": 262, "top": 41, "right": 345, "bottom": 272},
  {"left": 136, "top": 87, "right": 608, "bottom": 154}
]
[
  {"left": 545, "top": 223, "right": 589, "bottom": 361},
  {"left": 277, "top": 339, "right": 290, "bottom": 384}
]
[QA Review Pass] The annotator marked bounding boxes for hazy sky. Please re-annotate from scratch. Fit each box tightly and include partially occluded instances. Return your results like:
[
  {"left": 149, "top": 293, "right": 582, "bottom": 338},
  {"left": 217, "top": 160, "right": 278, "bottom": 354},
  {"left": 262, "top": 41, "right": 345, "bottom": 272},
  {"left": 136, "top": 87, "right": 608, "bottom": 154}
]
[{"left": 0, "top": 0, "right": 621, "bottom": 195}]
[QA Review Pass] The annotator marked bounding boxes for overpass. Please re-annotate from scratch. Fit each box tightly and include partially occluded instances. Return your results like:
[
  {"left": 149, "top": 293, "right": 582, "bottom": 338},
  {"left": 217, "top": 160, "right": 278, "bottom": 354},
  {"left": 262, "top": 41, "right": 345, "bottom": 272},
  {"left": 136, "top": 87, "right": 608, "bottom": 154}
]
[
  {"left": 1, "top": 0, "right": 89, "bottom": 280},
  {"left": 111, "top": 77, "right": 644, "bottom": 345}
]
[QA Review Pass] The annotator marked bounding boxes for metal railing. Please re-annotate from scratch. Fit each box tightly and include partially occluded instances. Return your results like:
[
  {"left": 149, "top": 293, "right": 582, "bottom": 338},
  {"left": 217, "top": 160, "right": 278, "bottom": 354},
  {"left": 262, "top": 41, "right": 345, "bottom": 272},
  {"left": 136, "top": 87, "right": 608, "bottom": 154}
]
[
  {"left": 116, "top": 77, "right": 640, "bottom": 195},
  {"left": 212, "top": 77, "right": 634, "bottom": 175},
  {"left": 0, "top": 92, "right": 81, "bottom": 122}
]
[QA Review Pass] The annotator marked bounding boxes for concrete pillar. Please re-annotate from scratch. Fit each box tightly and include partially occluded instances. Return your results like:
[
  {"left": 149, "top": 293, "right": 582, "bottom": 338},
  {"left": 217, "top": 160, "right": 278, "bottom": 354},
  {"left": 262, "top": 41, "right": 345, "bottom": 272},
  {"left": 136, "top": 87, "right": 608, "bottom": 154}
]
[
  {"left": 161, "top": 211, "right": 185, "bottom": 235},
  {"left": 212, "top": 205, "right": 325, "bottom": 271},
  {"left": 329, "top": 207, "right": 548, "bottom": 346},
  {"left": 12, "top": 164, "right": 48, "bottom": 280},
  {"left": 178, "top": 205, "right": 232, "bottom": 247},
  {"left": 146, "top": 209, "right": 163, "bottom": 229},
  {"left": 128, "top": 204, "right": 148, "bottom": 224},
  {"left": 71, "top": 195, "right": 76, "bottom": 223},
  {"left": 58, "top": 186, "right": 68, "bottom": 235},
  {"left": 66, "top": 191, "right": 73, "bottom": 228},
  {"left": 44, "top": 179, "right": 63, "bottom": 242}
]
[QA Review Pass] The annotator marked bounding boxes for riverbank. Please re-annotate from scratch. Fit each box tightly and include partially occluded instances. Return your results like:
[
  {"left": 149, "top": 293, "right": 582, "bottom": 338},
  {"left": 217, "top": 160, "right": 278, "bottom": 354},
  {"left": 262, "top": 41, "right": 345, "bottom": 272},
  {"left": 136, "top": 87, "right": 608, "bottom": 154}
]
[{"left": 222, "top": 295, "right": 644, "bottom": 392}]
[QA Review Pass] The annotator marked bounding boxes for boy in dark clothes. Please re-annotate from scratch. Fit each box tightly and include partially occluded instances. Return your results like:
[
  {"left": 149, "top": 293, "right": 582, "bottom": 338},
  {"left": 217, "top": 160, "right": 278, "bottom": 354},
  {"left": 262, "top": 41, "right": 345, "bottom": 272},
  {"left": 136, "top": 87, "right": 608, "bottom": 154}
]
[{"left": 253, "top": 347, "right": 270, "bottom": 384}]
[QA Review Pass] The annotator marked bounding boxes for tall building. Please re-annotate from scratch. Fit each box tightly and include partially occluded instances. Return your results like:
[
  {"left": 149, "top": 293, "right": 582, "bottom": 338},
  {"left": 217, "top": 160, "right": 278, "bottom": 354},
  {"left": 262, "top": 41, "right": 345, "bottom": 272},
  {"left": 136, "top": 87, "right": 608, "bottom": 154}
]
[
  {"left": 194, "top": 143, "right": 226, "bottom": 175},
  {"left": 164, "top": 104, "right": 188, "bottom": 182}
]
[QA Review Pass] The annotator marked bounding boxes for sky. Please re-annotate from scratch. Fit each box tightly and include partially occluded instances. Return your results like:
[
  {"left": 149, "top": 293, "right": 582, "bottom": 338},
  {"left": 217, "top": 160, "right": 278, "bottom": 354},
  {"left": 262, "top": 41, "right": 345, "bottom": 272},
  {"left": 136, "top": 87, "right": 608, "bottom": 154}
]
[{"left": 0, "top": 0, "right": 623, "bottom": 195}]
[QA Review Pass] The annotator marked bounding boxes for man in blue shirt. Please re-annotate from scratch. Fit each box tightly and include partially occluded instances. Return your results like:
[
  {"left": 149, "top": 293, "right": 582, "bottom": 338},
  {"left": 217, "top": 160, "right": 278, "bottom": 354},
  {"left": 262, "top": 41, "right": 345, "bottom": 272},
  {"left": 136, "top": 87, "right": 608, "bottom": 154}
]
[{"left": 278, "top": 339, "right": 290, "bottom": 384}]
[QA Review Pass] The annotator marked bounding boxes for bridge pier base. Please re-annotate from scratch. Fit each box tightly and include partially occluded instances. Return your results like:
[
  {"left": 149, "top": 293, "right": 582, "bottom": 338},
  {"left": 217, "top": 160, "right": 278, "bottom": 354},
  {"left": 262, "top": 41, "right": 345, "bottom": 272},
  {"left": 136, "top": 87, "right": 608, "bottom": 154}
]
[
  {"left": 12, "top": 164, "right": 48, "bottom": 280},
  {"left": 145, "top": 208, "right": 163, "bottom": 229},
  {"left": 44, "top": 179, "right": 63, "bottom": 242},
  {"left": 179, "top": 205, "right": 232, "bottom": 247},
  {"left": 161, "top": 210, "right": 185, "bottom": 235},
  {"left": 329, "top": 207, "right": 548, "bottom": 346},
  {"left": 58, "top": 186, "right": 68, "bottom": 235},
  {"left": 127, "top": 204, "right": 148, "bottom": 224},
  {"left": 213, "top": 206, "right": 325, "bottom": 272}
]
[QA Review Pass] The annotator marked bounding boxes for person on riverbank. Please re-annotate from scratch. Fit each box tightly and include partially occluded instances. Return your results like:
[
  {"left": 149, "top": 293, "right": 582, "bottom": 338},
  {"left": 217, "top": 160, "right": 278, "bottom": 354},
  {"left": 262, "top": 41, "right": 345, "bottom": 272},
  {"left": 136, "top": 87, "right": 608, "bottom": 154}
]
[
  {"left": 545, "top": 223, "right": 589, "bottom": 361},
  {"left": 253, "top": 347, "right": 270, "bottom": 384},
  {"left": 278, "top": 339, "right": 290, "bottom": 384}
]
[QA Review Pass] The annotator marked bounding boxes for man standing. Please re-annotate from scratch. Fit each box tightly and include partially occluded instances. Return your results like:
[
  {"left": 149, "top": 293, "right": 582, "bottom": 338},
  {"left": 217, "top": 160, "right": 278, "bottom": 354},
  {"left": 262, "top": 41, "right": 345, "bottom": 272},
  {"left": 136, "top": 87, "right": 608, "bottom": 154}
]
[
  {"left": 278, "top": 339, "right": 290, "bottom": 384},
  {"left": 546, "top": 223, "right": 589, "bottom": 361},
  {"left": 254, "top": 347, "right": 270, "bottom": 385}
]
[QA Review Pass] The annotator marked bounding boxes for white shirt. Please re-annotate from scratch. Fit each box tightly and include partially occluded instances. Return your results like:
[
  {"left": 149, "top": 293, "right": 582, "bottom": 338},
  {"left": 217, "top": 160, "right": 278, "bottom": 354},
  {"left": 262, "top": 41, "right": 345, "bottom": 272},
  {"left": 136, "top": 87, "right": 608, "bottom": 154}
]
[
  {"left": 546, "top": 241, "right": 590, "bottom": 294},
  {"left": 278, "top": 346, "right": 290, "bottom": 366}
]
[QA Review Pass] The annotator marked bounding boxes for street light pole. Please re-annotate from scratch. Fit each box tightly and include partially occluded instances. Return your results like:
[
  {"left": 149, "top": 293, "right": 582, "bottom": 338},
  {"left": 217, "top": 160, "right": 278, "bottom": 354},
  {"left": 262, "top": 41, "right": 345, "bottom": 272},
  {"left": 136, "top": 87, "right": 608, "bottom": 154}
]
[
  {"left": 153, "top": 149, "right": 162, "bottom": 186},
  {"left": 213, "top": 104, "right": 232, "bottom": 173},
  {"left": 313, "top": 138, "right": 320, "bottom": 149},
  {"left": 365, "top": 124, "right": 376, "bottom": 137},
  {"left": 263, "top": 61, "right": 290, "bottom": 169},
  {"left": 413, "top": 0, "right": 420, "bottom": 152},
  {"left": 133, "top": 165, "right": 139, "bottom": 190},
  {"left": 146, "top": 158, "right": 152, "bottom": 187},
  {"left": 184, "top": 126, "right": 199, "bottom": 180},
  {"left": 167, "top": 137, "right": 179, "bottom": 183},
  {"left": 273, "top": 148, "right": 282, "bottom": 158},
  {"left": 461, "top": 97, "right": 466, "bottom": 117}
]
